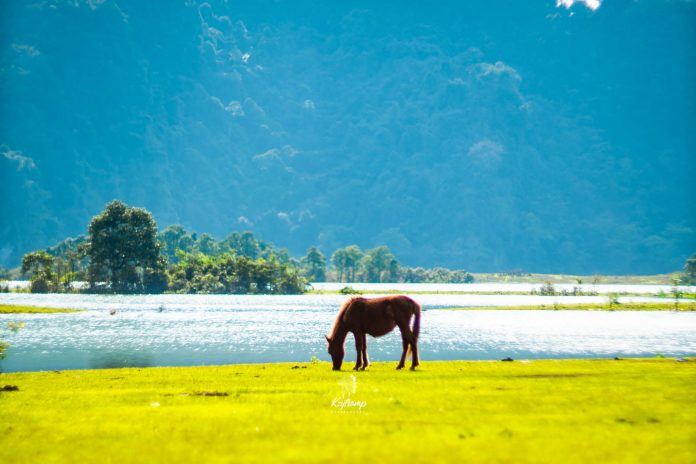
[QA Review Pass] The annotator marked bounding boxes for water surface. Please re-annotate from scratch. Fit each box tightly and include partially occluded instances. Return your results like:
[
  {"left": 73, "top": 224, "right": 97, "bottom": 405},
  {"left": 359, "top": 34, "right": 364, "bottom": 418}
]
[{"left": 1, "top": 290, "right": 694, "bottom": 372}]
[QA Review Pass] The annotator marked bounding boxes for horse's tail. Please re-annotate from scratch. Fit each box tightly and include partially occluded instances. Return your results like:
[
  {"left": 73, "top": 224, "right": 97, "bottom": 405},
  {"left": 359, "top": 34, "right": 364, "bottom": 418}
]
[
  {"left": 406, "top": 298, "right": 421, "bottom": 360},
  {"left": 412, "top": 301, "right": 421, "bottom": 340}
]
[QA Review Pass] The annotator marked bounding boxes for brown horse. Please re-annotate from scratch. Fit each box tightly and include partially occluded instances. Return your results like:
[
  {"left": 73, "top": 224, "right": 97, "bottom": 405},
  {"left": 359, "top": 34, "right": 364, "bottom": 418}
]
[{"left": 325, "top": 295, "right": 421, "bottom": 371}]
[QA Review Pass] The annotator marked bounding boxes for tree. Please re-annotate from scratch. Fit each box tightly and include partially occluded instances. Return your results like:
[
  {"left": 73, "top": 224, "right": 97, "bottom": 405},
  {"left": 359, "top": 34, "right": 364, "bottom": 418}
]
[
  {"left": 21, "top": 251, "right": 57, "bottom": 293},
  {"left": 158, "top": 224, "right": 195, "bottom": 264},
  {"left": 362, "top": 246, "right": 398, "bottom": 282},
  {"left": 301, "top": 247, "right": 326, "bottom": 282},
  {"left": 86, "top": 200, "right": 162, "bottom": 293},
  {"left": 143, "top": 256, "right": 169, "bottom": 294},
  {"left": 194, "top": 233, "right": 218, "bottom": 256},
  {"left": 331, "top": 245, "right": 364, "bottom": 282},
  {"left": 331, "top": 249, "right": 348, "bottom": 282},
  {"left": 682, "top": 253, "right": 696, "bottom": 285}
]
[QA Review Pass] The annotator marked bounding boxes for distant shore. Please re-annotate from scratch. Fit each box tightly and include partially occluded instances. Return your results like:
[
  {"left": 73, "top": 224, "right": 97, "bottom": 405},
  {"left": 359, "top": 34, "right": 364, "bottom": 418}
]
[{"left": 441, "top": 302, "right": 696, "bottom": 311}]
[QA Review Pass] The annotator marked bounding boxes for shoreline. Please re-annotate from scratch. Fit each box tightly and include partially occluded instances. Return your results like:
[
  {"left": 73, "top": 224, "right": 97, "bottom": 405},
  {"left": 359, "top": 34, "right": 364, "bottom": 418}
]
[{"left": 2, "top": 356, "right": 695, "bottom": 375}]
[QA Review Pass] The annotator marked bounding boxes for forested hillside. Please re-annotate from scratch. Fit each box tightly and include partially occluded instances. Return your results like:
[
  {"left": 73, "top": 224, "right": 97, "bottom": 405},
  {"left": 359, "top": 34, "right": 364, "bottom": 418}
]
[{"left": 1, "top": 0, "right": 694, "bottom": 273}]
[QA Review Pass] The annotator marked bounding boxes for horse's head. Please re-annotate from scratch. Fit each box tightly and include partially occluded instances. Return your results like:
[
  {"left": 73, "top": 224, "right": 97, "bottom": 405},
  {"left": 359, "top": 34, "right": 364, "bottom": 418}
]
[{"left": 325, "top": 335, "right": 344, "bottom": 370}]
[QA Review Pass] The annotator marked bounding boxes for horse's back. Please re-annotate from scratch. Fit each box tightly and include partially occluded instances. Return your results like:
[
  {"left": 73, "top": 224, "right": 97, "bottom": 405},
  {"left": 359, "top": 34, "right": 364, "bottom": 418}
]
[
  {"left": 381, "top": 295, "right": 420, "bottom": 315},
  {"left": 354, "top": 295, "right": 418, "bottom": 337}
]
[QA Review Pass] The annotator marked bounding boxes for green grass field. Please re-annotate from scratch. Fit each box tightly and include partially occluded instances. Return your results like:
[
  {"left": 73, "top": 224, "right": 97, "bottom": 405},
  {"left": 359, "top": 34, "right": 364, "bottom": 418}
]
[
  {"left": 470, "top": 273, "right": 680, "bottom": 285},
  {"left": 0, "top": 304, "right": 81, "bottom": 314},
  {"left": 1, "top": 359, "right": 694, "bottom": 463},
  {"left": 442, "top": 302, "right": 696, "bottom": 311}
]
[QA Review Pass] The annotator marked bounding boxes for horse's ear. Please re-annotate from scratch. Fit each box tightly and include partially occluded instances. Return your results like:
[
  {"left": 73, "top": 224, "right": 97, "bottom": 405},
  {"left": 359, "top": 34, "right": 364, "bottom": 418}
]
[{"left": 325, "top": 335, "right": 331, "bottom": 343}]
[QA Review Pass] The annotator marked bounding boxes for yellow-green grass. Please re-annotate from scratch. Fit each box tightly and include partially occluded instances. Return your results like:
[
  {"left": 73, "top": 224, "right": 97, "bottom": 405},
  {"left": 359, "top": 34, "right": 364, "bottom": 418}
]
[
  {"left": 441, "top": 302, "right": 696, "bottom": 311},
  {"left": 1, "top": 359, "right": 694, "bottom": 463},
  {"left": 471, "top": 272, "right": 680, "bottom": 285},
  {"left": 0, "top": 304, "right": 81, "bottom": 314}
]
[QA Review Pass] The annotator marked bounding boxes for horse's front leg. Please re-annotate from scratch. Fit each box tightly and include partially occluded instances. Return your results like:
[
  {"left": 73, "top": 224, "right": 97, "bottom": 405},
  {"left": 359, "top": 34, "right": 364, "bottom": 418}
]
[
  {"left": 353, "top": 331, "right": 364, "bottom": 371},
  {"left": 361, "top": 333, "right": 369, "bottom": 370}
]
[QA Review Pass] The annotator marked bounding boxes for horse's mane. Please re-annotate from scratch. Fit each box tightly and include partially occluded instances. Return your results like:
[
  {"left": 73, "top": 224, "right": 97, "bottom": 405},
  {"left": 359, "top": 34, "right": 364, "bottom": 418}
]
[{"left": 328, "top": 298, "right": 359, "bottom": 339}]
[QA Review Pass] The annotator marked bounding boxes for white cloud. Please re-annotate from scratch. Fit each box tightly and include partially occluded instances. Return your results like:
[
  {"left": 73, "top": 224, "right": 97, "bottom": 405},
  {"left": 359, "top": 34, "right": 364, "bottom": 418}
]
[
  {"left": 11, "top": 43, "right": 40, "bottom": 57},
  {"left": 277, "top": 212, "right": 295, "bottom": 229},
  {"left": 225, "top": 100, "right": 244, "bottom": 116},
  {"left": 237, "top": 216, "right": 253, "bottom": 226},
  {"left": 243, "top": 98, "right": 266, "bottom": 117},
  {"left": 3, "top": 149, "right": 36, "bottom": 170},
  {"left": 447, "top": 77, "right": 467, "bottom": 86},
  {"left": 253, "top": 148, "right": 281, "bottom": 162},
  {"left": 474, "top": 61, "right": 521, "bottom": 81},
  {"left": 303, "top": 99, "right": 315, "bottom": 110},
  {"left": 519, "top": 101, "right": 535, "bottom": 113},
  {"left": 281, "top": 145, "right": 299, "bottom": 158},
  {"left": 211, "top": 97, "right": 246, "bottom": 117},
  {"left": 468, "top": 140, "right": 505, "bottom": 166},
  {"left": 241, "top": 53, "right": 251, "bottom": 64},
  {"left": 556, "top": 0, "right": 601, "bottom": 11}
]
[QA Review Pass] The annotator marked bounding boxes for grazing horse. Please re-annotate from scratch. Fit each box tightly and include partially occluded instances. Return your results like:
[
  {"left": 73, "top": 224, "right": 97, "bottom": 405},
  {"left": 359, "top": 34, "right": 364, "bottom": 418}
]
[{"left": 325, "top": 295, "right": 421, "bottom": 371}]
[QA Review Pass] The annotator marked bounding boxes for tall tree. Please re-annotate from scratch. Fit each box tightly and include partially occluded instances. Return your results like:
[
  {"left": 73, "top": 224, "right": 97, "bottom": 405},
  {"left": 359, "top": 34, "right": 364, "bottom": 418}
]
[
  {"left": 344, "top": 245, "right": 364, "bottom": 282},
  {"left": 362, "top": 246, "right": 398, "bottom": 283},
  {"left": 194, "top": 233, "right": 218, "bottom": 256},
  {"left": 21, "top": 250, "right": 57, "bottom": 293},
  {"left": 87, "top": 200, "right": 162, "bottom": 293},
  {"left": 331, "top": 248, "right": 348, "bottom": 282},
  {"left": 331, "top": 245, "right": 364, "bottom": 282},
  {"left": 301, "top": 247, "right": 326, "bottom": 282},
  {"left": 158, "top": 224, "right": 195, "bottom": 264}
]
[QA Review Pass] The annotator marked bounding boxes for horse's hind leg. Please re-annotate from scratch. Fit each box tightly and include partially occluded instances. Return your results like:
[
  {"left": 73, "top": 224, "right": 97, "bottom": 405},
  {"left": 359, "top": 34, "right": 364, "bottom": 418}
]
[
  {"left": 396, "top": 319, "right": 416, "bottom": 370},
  {"left": 353, "top": 331, "right": 364, "bottom": 371},
  {"left": 410, "top": 337, "right": 420, "bottom": 371},
  {"left": 361, "top": 333, "right": 369, "bottom": 370},
  {"left": 396, "top": 335, "right": 408, "bottom": 370}
]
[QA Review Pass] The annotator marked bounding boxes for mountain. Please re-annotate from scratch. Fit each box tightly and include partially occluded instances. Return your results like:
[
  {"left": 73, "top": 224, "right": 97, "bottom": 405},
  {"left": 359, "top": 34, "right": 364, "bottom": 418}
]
[{"left": 1, "top": 0, "right": 694, "bottom": 274}]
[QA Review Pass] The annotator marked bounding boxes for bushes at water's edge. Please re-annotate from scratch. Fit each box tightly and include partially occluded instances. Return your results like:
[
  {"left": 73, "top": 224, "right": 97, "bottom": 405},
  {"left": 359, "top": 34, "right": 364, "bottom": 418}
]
[{"left": 167, "top": 253, "right": 305, "bottom": 294}]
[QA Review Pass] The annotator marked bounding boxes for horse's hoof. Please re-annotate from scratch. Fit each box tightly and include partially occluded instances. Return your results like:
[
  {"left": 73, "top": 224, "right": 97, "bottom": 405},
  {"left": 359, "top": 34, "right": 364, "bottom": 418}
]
[
  {"left": 396, "top": 365, "right": 404, "bottom": 370},
  {"left": 410, "top": 365, "right": 419, "bottom": 371},
  {"left": 353, "top": 366, "right": 360, "bottom": 371},
  {"left": 360, "top": 366, "right": 366, "bottom": 371}
]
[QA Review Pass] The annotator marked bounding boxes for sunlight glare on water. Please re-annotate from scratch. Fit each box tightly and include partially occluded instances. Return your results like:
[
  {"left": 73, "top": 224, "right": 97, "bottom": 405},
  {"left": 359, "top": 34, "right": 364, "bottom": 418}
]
[{"left": 1, "top": 289, "right": 695, "bottom": 372}]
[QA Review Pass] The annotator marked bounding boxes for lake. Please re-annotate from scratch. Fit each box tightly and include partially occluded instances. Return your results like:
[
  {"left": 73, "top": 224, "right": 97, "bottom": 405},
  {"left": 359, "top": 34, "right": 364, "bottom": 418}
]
[{"left": 1, "top": 287, "right": 695, "bottom": 372}]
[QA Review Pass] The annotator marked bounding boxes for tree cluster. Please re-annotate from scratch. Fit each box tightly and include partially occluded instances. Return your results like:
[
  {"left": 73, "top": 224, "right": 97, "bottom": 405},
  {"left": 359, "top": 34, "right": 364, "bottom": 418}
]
[
  {"left": 167, "top": 253, "right": 305, "bottom": 294},
  {"left": 18, "top": 200, "right": 304, "bottom": 294},
  {"left": 306, "top": 245, "right": 473, "bottom": 284},
  {"left": 16, "top": 200, "right": 478, "bottom": 294},
  {"left": 158, "top": 226, "right": 292, "bottom": 265}
]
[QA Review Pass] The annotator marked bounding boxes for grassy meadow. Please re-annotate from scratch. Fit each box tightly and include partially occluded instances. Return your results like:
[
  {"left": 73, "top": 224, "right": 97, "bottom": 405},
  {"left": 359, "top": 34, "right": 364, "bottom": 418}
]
[
  {"left": 1, "top": 359, "right": 694, "bottom": 463},
  {"left": 470, "top": 273, "right": 681, "bottom": 285},
  {"left": 442, "top": 302, "right": 696, "bottom": 311}
]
